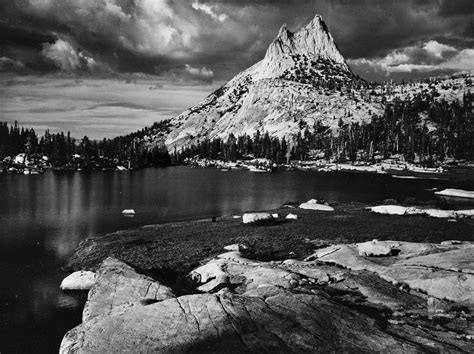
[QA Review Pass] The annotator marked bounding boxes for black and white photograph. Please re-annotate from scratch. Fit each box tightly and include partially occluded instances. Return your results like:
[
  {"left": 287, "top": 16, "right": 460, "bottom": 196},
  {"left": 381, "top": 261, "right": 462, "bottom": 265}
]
[{"left": 0, "top": 0, "right": 473, "bottom": 352}]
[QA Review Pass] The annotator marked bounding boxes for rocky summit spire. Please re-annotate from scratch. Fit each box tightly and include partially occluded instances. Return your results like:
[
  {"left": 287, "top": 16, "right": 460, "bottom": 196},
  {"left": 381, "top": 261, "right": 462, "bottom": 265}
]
[
  {"left": 164, "top": 13, "right": 363, "bottom": 149},
  {"left": 252, "top": 14, "right": 350, "bottom": 79}
]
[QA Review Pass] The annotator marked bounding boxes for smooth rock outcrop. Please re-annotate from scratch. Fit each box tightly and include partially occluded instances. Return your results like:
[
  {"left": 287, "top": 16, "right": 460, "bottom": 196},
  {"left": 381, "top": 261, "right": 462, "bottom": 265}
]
[
  {"left": 299, "top": 199, "right": 335, "bottom": 211},
  {"left": 424, "top": 208, "right": 457, "bottom": 219},
  {"left": 61, "top": 245, "right": 473, "bottom": 352},
  {"left": 61, "top": 290, "right": 419, "bottom": 353},
  {"left": 83, "top": 257, "right": 174, "bottom": 321},
  {"left": 435, "top": 188, "right": 474, "bottom": 199},
  {"left": 368, "top": 205, "right": 410, "bottom": 215},
  {"left": 60, "top": 271, "right": 96, "bottom": 291},
  {"left": 368, "top": 205, "right": 474, "bottom": 219},
  {"left": 242, "top": 212, "right": 273, "bottom": 224},
  {"left": 306, "top": 241, "right": 474, "bottom": 303}
]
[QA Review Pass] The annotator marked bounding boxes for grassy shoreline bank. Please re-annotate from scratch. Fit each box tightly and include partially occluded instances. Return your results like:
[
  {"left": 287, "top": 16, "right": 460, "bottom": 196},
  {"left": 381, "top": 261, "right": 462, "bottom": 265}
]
[{"left": 66, "top": 202, "right": 474, "bottom": 278}]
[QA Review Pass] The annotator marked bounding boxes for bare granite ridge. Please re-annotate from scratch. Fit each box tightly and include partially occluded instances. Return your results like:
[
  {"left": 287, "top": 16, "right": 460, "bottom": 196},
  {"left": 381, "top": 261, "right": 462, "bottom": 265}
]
[
  {"left": 60, "top": 241, "right": 474, "bottom": 352},
  {"left": 155, "top": 13, "right": 471, "bottom": 152},
  {"left": 162, "top": 14, "right": 371, "bottom": 149}
]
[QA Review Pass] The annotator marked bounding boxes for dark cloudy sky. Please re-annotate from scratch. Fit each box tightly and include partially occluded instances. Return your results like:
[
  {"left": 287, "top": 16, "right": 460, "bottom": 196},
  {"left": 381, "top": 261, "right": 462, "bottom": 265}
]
[
  {"left": 1, "top": 0, "right": 473, "bottom": 81},
  {"left": 0, "top": 0, "right": 473, "bottom": 138}
]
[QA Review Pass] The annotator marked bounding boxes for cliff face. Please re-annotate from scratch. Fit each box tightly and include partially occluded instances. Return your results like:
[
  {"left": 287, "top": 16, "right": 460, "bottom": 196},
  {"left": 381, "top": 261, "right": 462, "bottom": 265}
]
[
  {"left": 254, "top": 14, "right": 350, "bottom": 80},
  {"left": 141, "top": 14, "right": 471, "bottom": 153},
  {"left": 162, "top": 14, "right": 374, "bottom": 149}
]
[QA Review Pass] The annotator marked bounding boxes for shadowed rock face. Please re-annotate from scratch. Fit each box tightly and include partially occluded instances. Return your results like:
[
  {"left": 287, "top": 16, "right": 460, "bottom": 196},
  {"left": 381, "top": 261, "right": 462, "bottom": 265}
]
[{"left": 61, "top": 242, "right": 473, "bottom": 353}]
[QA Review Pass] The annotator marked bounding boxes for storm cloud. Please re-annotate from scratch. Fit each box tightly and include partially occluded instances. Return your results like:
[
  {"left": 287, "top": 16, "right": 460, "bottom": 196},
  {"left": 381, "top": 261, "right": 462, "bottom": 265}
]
[{"left": 0, "top": 0, "right": 473, "bottom": 81}]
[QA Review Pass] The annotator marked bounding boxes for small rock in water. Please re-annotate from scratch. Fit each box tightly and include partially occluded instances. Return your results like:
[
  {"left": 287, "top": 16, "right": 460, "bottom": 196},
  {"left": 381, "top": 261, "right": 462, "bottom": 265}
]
[
  {"left": 424, "top": 209, "right": 457, "bottom": 219},
  {"left": 242, "top": 212, "right": 273, "bottom": 224},
  {"left": 357, "top": 239, "right": 392, "bottom": 257},
  {"left": 369, "top": 205, "right": 408, "bottom": 215},
  {"left": 272, "top": 213, "right": 279, "bottom": 218},
  {"left": 60, "top": 271, "right": 96, "bottom": 291},
  {"left": 299, "top": 199, "right": 335, "bottom": 211},
  {"left": 435, "top": 188, "right": 474, "bottom": 199},
  {"left": 286, "top": 213, "right": 298, "bottom": 220},
  {"left": 122, "top": 209, "right": 135, "bottom": 216}
]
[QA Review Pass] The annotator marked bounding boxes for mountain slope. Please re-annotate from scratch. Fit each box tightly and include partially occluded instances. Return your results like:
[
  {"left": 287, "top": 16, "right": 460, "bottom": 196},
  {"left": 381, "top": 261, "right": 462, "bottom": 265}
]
[
  {"left": 159, "top": 14, "right": 471, "bottom": 151},
  {"left": 162, "top": 14, "right": 377, "bottom": 149}
]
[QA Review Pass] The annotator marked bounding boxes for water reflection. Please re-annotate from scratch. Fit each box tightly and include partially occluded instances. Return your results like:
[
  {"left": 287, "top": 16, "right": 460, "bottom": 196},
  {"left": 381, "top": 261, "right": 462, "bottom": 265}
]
[{"left": 1, "top": 167, "right": 473, "bottom": 353}]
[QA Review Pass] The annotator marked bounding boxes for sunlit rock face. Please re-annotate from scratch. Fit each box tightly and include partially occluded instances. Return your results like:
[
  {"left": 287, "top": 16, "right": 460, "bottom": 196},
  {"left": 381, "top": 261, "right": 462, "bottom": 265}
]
[
  {"left": 61, "top": 241, "right": 474, "bottom": 353},
  {"left": 151, "top": 13, "right": 472, "bottom": 152},
  {"left": 257, "top": 15, "right": 350, "bottom": 80},
  {"left": 163, "top": 14, "right": 376, "bottom": 150}
]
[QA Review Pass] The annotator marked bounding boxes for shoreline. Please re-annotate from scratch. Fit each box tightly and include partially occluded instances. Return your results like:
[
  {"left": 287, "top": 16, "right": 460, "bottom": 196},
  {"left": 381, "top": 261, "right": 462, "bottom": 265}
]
[
  {"left": 3, "top": 157, "right": 474, "bottom": 181},
  {"left": 185, "top": 157, "right": 474, "bottom": 180},
  {"left": 61, "top": 203, "right": 474, "bottom": 352},
  {"left": 66, "top": 201, "right": 474, "bottom": 277}
]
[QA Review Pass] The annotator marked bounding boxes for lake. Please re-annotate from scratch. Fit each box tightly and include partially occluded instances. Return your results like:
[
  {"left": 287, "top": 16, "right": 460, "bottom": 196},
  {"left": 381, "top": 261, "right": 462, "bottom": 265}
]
[{"left": 1, "top": 166, "right": 473, "bottom": 353}]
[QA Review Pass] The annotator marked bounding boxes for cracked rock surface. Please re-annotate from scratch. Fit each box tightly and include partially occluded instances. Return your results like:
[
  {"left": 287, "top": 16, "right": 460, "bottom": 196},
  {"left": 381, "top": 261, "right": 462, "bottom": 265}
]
[
  {"left": 61, "top": 242, "right": 473, "bottom": 353},
  {"left": 306, "top": 241, "right": 474, "bottom": 303},
  {"left": 82, "top": 257, "right": 175, "bottom": 322}
]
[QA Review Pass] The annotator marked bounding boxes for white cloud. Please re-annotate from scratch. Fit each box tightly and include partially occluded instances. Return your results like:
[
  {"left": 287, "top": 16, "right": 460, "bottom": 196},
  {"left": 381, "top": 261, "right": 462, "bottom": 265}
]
[
  {"left": 42, "top": 38, "right": 110, "bottom": 73},
  {"left": 440, "top": 48, "right": 474, "bottom": 71},
  {"left": 42, "top": 39, "right": 81, "bottom": 72},
  {"left": 103, "top": 0, "right": 131, "bottom": 21},
  {"left": 350, "top": 58, "right": 436, "bottom": 74},
  {"left": 185, "top": 64, "right": 214, "bottom": 78},
  {"left": 78, "top": 52, "right": 97, "bottom": 69},
  {"left": 0, "top": 57, "right": 26, "bottom": 71},
  {"left": 21, "top": 0, "right": 262, "bottom": 72},
  {"left": 349, "top": 40, "right": 474, "bottom": 75},
  {"left": 423, "top": 40, "right": 457, "bottom": 58},
  {"left": 192, "top": 0, "right": 228, "bottom": 22},
  {"left": 0, "top": 76, "right": 217, "bottom": 139}
]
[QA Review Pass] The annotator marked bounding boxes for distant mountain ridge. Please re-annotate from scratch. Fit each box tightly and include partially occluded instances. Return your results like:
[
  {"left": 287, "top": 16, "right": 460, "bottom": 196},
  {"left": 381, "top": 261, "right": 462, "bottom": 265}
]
[
  {"left": 143, "top": 14, "right": 471, "bottom": 151},
  {"left": 160, "top": 14, "right": 373, "bottom": 149}
]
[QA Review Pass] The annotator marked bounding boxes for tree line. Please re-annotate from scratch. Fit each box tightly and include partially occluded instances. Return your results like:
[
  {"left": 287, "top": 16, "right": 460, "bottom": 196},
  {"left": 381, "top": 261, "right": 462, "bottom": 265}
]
[
  {"left": 175, "top": 91, "right": 474, "bottom": 165},
  {"left": 1, "top": 90, "right": 472, "bottom": 170},
  {"left": 0, "top": 121, "right": 171, "bottom": 169}
]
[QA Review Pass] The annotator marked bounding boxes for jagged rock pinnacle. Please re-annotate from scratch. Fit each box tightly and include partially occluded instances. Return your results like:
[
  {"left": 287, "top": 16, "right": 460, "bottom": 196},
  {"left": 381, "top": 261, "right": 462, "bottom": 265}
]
[
  {"left": 277, "top": 23, "right": 289, "bottom": 38},
  {"left": 164, "top": 14, "right": 365, "bottom": 149},
  {"left": 254, "top": 14, "right": 349, "bottom": 79}
]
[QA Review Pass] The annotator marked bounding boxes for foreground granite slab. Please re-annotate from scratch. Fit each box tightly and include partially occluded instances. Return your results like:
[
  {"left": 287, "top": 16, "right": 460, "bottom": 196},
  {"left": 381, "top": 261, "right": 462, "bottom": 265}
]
[
  {"left": 82, "top": 257, "right": 175, "bottom": 322},
  {"left": 306, "top": 241, "right": 474, "bottom": 303},
  {"left": 60, "top": 242, "right": 474, "bottom": 353}
]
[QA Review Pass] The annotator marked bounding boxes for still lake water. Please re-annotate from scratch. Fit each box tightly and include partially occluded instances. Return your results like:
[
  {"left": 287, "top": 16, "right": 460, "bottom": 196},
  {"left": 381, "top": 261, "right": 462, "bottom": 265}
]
[{"left": 1, "top": 166, "right": 473, "bottom": 353}]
